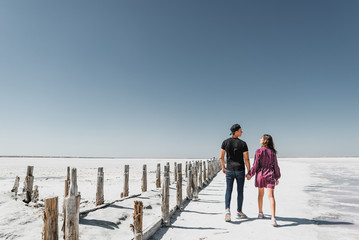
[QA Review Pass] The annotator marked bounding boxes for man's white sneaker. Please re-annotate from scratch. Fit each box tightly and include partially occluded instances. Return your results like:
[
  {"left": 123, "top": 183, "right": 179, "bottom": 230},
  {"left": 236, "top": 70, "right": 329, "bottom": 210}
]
[{"left": 225, "top": 210, "right": 231, "bottom": 222}]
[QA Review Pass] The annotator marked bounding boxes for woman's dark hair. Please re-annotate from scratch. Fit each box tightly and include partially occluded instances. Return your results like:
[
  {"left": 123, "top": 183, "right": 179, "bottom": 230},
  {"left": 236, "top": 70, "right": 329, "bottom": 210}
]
[{"left": 262, "top": 134, "right": 277, "bottom": 154}]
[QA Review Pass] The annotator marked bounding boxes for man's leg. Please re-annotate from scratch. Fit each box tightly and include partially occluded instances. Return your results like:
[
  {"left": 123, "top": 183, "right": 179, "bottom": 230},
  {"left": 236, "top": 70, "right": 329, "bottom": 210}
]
[
  {"left": 225, "top": 170, "right": 234, "bottom": 221},
  {"left": 225, "top": 170, "right": 234, "bottom": 210},
  {"left": 235, "top": 170, "right": 245, "bottom": 213}
]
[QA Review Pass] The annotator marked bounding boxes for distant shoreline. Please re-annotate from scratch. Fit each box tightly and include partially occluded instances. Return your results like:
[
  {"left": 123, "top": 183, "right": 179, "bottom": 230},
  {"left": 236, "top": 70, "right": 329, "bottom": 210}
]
[
  {"left": 0, "top": 155, "right": 211, "bottom": 159},
  {"left": 0, "top": 155, "right": 358, "bottom": 159}
]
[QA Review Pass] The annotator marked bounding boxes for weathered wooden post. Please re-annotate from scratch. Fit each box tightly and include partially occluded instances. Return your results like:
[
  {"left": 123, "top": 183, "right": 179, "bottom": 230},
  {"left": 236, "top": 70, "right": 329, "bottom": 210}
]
[
  {"left": 166, "top": 162, "right": 170, "bottom": 185},
  {"left": 23, "top": 166, "right": 34, "bottom": 203},
  {"left": 212, "top": 159, "right": 215, "bottom": 176},
  {"left": 207, "top": 160, "right": 210, "bottom": 180},
  {"left": 32, "top": 185, "right": 39, "bottom": 203},
  {"left": 176, "top": 163, "right": 183, "bottom": 211},
  {"left": 62, "top": 167, "right": 70, "bottom": 236},
  {"left": 64, "top": 167, "right": 70, "bottom": 199},
  {"left": 133, "top": 201, "right": 143, "bottom": 240},
  {"left": 141, "top": 164, "right": 147, "bottom": 192},
  {"left": 216, "top": 158, "right": 220, "bottom": 173},
  {"left": 207, "top": 160, "right": 211, "bottom": 181},
  {"left": 188, "top": 162, "right": 192, "bottom": 177},
  {"left": 11, "top": 176, "right": 20, "bottom": 196},
  {"left": 122, "top": 165, "right": 129, "bottom": 198},
  {"left": 199, "top": 161, "right": 203, "bottom": 188},
  {"left": 64, "top": 168, "right": 80, "bottom": 240},
  {"left": 42, "top": 196, "right": 58, "bottom": 240},
  {"left": 156, "top": 163, "right": 161, "bottom": 188},
  {"left": 162, "top": 165, "right": 170, "bottom": 226},
  {"left": 211, "top": 160, "right": 214, "bottom": 178},
  {"left": 186, "top": 166, "right": 192, "bottom": 200},
  {"left": 174, "top": 162, "right": 177, "bottom": 182},
  {"left": 96, "top": 167, "right": 104, "bottom": 206},
  {"left": 203, "top": 161, "right": 207, "bottom": 185},
  {"left": 192, "top": 162, "right": 199, "bottom": 201},
  {"left": 211, "top": 160, "right": 215, "bottom": 177}
]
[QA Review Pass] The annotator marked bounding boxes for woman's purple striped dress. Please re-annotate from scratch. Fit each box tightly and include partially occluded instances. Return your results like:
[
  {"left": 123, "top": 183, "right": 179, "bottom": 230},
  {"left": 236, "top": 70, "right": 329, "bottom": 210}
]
[{"left": 249, "top": 147, "right": 281, "bottom": 189}]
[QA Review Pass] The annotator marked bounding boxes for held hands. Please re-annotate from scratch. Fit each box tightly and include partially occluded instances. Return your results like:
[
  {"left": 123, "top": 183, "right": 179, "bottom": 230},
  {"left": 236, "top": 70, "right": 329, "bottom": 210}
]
[
  {"left": 276, "top": 179, "right": 279, "bottom": 186},
  {"left": 222, "top": 168, "right": 226, "bottom": 174},
  {"left": 246, "top": 174, "right": 252, "bottom": 180}
]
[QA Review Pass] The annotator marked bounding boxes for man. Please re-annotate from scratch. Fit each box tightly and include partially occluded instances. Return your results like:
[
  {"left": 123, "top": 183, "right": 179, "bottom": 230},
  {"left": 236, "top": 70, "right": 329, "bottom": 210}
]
[{"left": 220, "top": 123, "right": 251, "bottom": 222}]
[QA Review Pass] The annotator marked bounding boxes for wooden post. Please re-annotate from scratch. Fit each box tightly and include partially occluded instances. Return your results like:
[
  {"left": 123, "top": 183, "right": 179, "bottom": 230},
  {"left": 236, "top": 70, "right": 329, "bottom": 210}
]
[
  {"left": 64, "top": 168, "right": 80, "bottom": 240},
  {"left": 122, "top": 165, "right": 129, "bottom": 198},
  {"left": 203, "top": 161, "right": 207, "bottom": 185},
  {"left": 96, "top": 167, "right": 104, "bottom": 206},
  {"left": 207, "top": 160, "right": 211, "bottom": 180},
  {"left": 141, "top": 164, "right": 147, "bottom": 192},
  {"left": 174, "top": 162, "right": 177, "bottom": 182},
  {"left": 199, "top": 161, "right": 203, "bottom": 188},
  {"left": 192, "top": 163, "right": 199, "bottom": 201},
  {"left": 162, "top": 165, "right": 170, "bottom": 226},
  {"left": 32, "top": 185, "right": 39, "bottom": 203},
  {"left": 207, "top": 160, "right": 211, "bottom": 181},
  {"left": 156, "top": 163, "right": 161, "bottom": 188},
  {"left": 42, "top": 196, "right": 59, "bottom": 240},
  {"left": 218, "top": 159, "right": 221, "bottom": 173},
  {"left": 23, "top": 166, "right": 34, "bottom": 203},
  {"left": 186, "top": 166, "right": 192, "bottom": 200},
  {"left": 62, "top": 167, "right": 70, "bottom": 236},
  {"left": 176, "top": 163, "right": 183, "bottom": 211},
  {"left": 11, "top": 176, "right": 20, "bottom": 196},
  {"left": 133, "top": 201, "right": 143, "bottom": 240},
  {"left": 166, "top": 162, "right": 170, "bottom": 185},
  {"left": 212, "top": 160, "right": 215, "bottom": 177},
  {"left": 188, "top": 162, "right": 192, "bottom": 177}
]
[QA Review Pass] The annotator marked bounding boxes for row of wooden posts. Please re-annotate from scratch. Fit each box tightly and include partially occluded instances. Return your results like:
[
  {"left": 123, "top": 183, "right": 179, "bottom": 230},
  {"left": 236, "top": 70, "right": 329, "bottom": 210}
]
[{"left": 13, "top": 158, "right": 221, "bottom": 240}]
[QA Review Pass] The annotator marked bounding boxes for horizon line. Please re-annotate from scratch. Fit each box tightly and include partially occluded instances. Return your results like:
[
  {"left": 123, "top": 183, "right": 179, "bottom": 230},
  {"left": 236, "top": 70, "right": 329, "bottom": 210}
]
[{"left": 0, "top": 155, "right": 358, "bottom": 159}]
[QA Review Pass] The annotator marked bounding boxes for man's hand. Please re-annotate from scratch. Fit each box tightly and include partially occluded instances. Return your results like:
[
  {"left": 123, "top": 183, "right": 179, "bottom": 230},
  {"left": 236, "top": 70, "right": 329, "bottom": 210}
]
[
  {"left": 276, "top": 179, "right": 279, "bottom": 185},
  {"left": 222, "top": 168, "right": 226, "bottom": 174}
]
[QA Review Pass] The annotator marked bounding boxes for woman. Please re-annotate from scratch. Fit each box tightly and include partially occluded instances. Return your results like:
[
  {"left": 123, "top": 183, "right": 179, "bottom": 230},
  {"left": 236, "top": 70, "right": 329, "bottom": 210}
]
[{"left": 247, "top": 134, "right": 281, "bottom": 227}]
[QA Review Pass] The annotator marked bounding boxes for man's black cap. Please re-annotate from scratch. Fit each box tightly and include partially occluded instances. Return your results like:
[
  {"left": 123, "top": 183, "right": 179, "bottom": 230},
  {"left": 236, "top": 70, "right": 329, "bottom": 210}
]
[{"left": 230, "top": 124, "right": 241, "bottom": 135}]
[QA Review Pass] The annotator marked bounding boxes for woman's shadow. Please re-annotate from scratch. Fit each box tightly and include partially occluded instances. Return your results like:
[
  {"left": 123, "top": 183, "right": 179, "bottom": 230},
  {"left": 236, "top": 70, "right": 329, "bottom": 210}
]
[
  {"left": 274, "top": 215, "right": 353, "bottom": 228},
  {"left": 228, "top": 215, "right": 353, "bottom": 228}
]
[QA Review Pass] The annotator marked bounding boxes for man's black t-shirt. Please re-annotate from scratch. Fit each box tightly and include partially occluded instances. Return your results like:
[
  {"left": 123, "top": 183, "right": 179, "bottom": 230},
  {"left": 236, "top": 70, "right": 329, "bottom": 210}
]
[{"left": 221, "top": 137, "right": 248, "bottom": 171}]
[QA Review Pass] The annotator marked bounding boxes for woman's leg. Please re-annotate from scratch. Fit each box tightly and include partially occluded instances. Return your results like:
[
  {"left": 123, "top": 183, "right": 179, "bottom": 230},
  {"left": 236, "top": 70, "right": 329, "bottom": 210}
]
[
  {"left": 267, "top": 188, "right": 276, "bottom": 219},
  {"left": 258, "top": 188, "right": 264, "bottom": 213}
]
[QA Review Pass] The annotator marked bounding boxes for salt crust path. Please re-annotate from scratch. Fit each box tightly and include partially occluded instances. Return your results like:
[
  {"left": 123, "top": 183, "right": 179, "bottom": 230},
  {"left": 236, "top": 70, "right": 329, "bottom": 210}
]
[{"left": 150, "top": 159, "right": 359, "bottom": 240}]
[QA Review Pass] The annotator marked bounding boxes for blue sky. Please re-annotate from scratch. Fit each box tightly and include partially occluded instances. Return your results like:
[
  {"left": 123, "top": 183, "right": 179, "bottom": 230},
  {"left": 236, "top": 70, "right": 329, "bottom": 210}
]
[{"left": 0, "top": 0, "right": 358, "bottom": 158}]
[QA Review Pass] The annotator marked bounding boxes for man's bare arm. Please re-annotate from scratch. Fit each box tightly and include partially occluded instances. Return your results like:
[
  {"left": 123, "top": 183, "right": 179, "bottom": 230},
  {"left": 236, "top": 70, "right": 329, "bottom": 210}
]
[
  {"left": 244, "top": 151, "right": 251, "bottom": 174},
  {"left": 220, "top": 149, "right": 226, "bottom": 173}
]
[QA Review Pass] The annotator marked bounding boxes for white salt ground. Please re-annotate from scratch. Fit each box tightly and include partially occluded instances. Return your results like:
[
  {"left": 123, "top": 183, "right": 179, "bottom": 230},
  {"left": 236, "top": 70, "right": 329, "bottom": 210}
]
[
  {"left": 1, "top": 157, "right": 359, "bottom": 240},
  {"left": 150, "top": 158, "right": 359, "bottom": 240},
  {"left": 0, "top": 158, "right": 196, "bottom": 239}
]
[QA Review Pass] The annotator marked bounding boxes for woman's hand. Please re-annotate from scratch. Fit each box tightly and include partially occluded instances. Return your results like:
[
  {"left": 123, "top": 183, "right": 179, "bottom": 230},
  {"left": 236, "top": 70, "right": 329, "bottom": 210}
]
[
  {"left": 222, "top": 168, "right": 226, "bottom": 174},
  {"left": 276, "top": 179, "right": 279, "bottom": 185}
]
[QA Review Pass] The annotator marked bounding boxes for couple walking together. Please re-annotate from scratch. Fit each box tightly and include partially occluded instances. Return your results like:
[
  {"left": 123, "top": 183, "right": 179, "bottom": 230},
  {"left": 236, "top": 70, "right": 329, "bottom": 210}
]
[{"left": 220, "top": 123, "right": 281, "bottom": 227}]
